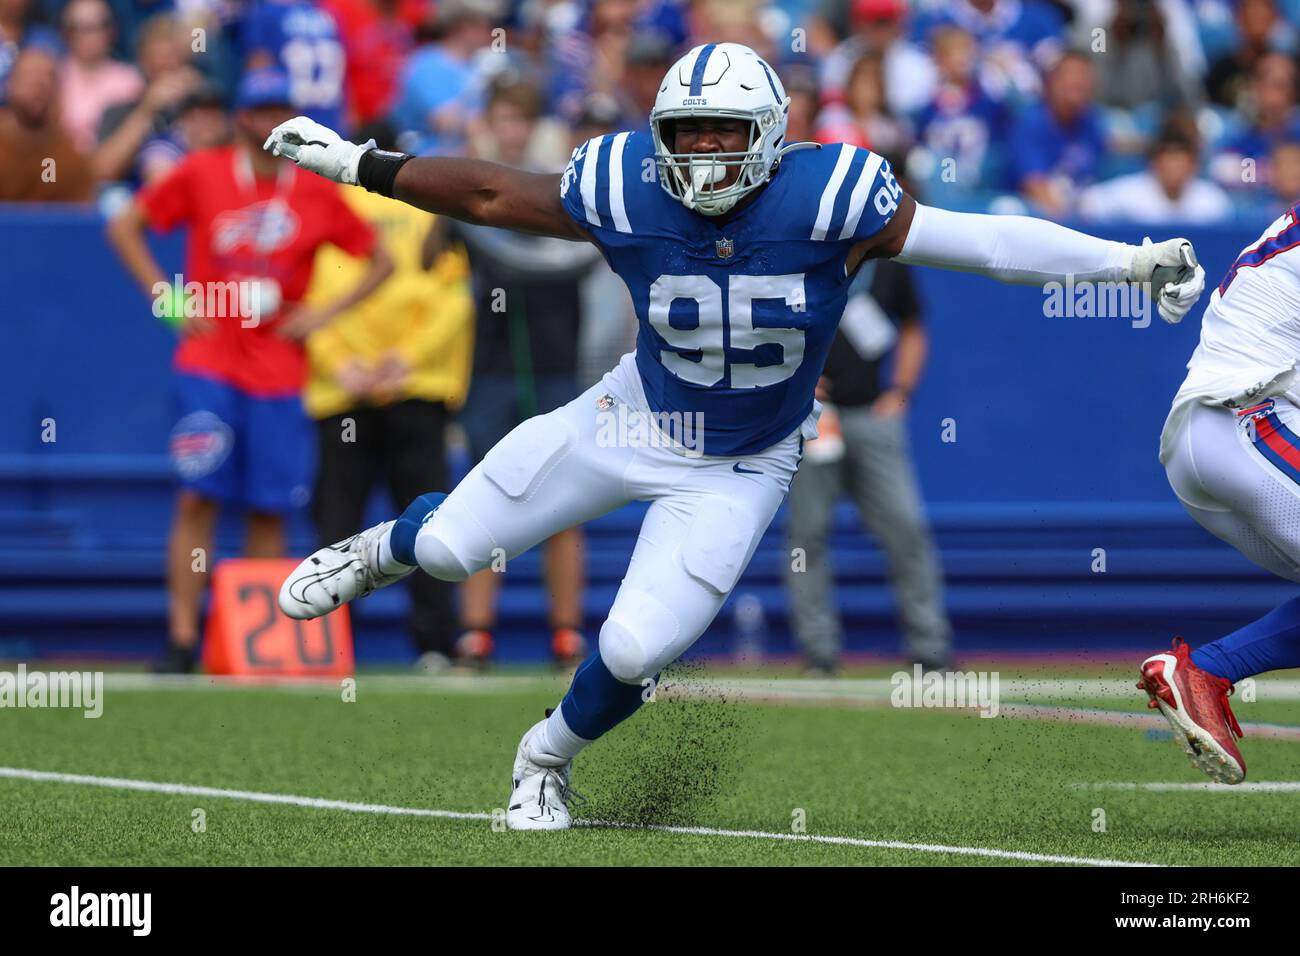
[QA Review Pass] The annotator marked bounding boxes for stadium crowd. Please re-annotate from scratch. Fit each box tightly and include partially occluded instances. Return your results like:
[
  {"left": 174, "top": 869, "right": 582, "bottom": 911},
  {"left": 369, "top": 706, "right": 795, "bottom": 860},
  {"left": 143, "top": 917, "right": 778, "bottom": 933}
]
[{"left": 2, "top": 0, "right": 1299, "bottom": 219}]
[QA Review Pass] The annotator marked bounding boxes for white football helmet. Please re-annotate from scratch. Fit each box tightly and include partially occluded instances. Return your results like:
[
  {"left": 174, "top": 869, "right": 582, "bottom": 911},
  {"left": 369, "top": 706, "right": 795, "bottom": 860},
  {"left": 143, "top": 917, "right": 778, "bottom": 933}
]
[{"left": 650, "top": 42, "right": 805, "bottom": 216}]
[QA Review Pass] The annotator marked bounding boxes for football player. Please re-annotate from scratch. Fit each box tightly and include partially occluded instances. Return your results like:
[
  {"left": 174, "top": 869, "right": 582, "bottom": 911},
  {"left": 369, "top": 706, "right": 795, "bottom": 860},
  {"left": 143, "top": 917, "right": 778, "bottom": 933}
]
[
  {"left": 267, "top": 43, "right": 1206, "bottom": 828},
  {"left": 1139, "top": 202, "right": 1300, "bottom": 785}
]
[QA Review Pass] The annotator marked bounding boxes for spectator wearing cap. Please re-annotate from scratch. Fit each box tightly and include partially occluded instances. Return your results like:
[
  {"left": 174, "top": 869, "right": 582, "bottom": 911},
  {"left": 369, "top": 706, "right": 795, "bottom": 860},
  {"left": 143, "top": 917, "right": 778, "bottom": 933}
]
[
  {"left": 1213, "top": 52, "right": 1300, "bottom": 192},
  {"left": 0, "top": 45, "right": 95, "bottom": 200},
  {"left": 818, "top": 0, "right": 937, "bottom": 119},
  {"left": 912, "top": 24, "right": 1010, "bottom": 192},
  {"left": 1010, "top": 49, "right": 1109, "bottom": 218},
  {"left": 390, "top": 0, "right": 498, "bottom": 156},
  {"left": 1078, "top": 127, "right": 1233, "bottom": 225},
  {"left": 106, "top": 68, "right": 395, "bottom": 672},
  {"left": 242, "top": 0, "right": 347, "bottom": 131},
  {"left": 94, "top": 13, "right": 207, "bottom": 183},
  {"left": 913, "top": 0, "right": 1066, "bottom": 103},
  {"left": 0, "top": 0, "right": 60, "bottom": 102},
  {"left": 59, "top": 0, "right": 143, "bottom": 153}
]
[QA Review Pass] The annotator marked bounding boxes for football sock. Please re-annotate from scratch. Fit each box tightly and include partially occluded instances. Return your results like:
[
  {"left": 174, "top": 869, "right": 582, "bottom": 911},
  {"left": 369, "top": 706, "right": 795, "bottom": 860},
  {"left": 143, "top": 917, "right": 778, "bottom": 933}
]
[
  {"left": 384, "top": 492, "right": 446, "bottom": 571},
  {"left": 543, "top": 651, "right": 649, "bottom": 758},
  {"left": 531, "top": 705, "right": 590, "bottom": 763},
  {"left": 1192, "top": 594, "right": 1300, "bottom": 684}
]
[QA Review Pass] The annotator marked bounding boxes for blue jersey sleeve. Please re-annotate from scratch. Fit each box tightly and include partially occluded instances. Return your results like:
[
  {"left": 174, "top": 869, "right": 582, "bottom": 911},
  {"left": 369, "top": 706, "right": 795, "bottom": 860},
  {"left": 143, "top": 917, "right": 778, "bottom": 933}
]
[
  {"left": 559, "top": 131, "right": 652, "bottom": 245},
  {"left": 801, "top": 144, "right": 903, "bottom": 244}
]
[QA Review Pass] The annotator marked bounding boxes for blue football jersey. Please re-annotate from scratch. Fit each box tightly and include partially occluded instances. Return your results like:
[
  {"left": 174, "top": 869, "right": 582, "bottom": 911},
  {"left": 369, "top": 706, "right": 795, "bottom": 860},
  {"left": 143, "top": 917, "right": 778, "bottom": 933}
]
[
  {"left": 559, "top": 131, "right": 903, "bottom": 456},
  {"left": 243, "top": 0, "right": 345, "bottom": 131}
]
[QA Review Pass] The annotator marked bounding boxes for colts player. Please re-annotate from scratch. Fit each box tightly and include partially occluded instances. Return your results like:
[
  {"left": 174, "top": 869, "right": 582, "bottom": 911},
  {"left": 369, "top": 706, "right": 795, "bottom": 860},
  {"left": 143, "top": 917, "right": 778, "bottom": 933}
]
[{"left": 266, "top": 43, "right": 1206, "bottom": 828}]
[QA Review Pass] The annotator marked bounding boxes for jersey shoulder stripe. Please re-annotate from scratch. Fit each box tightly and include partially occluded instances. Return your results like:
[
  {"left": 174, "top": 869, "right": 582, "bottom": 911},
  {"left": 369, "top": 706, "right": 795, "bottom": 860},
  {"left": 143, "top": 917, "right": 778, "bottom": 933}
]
[
  {"left": 565, "top": 131, "right": 639, "bottom": 235},
  {"left": 798, "top": 142, "right": 896, "bottom": 243}
]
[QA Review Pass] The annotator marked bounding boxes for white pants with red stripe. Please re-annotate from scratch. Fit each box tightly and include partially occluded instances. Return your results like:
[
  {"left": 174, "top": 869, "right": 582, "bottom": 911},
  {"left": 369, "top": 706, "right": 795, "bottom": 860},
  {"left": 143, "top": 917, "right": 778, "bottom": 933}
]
[{"left": 1165, "top": 397, "right": 1300, "bottom": 583}]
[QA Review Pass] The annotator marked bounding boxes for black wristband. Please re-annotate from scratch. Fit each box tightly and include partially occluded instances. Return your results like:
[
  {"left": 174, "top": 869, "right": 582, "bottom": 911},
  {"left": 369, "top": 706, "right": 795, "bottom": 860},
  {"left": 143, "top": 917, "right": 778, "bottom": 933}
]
[{"left": 357, "top": 149, "right": 414, "bottom": 197}]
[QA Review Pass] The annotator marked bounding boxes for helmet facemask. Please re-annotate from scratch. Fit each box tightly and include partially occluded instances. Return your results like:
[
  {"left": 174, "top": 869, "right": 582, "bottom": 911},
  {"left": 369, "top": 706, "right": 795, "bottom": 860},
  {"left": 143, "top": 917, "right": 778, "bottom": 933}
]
[{"left": 651, "top": 106, "right": 784, "bottom": 216}]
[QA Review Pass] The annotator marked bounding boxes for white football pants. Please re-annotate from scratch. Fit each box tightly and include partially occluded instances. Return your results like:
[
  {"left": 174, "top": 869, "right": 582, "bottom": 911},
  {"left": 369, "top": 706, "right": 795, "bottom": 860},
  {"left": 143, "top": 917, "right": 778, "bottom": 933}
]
[
  {"left": 1165, "top": 398, "right": 1300, "bottom": 583},
  {"left": 413, "top": 352, "right": 804, "bottom": 682}
]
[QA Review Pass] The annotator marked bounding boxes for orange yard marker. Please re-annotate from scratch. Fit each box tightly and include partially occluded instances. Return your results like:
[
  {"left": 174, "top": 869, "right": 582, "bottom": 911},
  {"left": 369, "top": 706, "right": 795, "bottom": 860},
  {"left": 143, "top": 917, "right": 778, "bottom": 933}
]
[{"left": 203, "top": 559, "right": 353, "bottom": 677}]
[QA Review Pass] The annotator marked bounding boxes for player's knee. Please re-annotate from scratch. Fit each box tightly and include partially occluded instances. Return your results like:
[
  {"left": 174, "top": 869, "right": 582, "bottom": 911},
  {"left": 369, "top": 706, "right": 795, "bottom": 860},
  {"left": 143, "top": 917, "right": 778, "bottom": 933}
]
[
  {"left": 599, "top": 587, "right": 683, "bottom": 684},
  {"left": 598, "top": 618, "right": 652, "bottom": 684},
  {"left": 413, "top": 528, "right": 473, "bottom": 582}
]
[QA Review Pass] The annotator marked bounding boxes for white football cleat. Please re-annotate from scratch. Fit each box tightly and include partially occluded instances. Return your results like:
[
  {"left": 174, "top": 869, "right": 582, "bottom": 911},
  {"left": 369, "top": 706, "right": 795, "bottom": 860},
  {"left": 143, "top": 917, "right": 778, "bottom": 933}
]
[
  {"left": 278, "top": 520, "right": 413, "bottom": 620},
  {"left": 506, "top": 718, "right": 574, "bottom": 831}
]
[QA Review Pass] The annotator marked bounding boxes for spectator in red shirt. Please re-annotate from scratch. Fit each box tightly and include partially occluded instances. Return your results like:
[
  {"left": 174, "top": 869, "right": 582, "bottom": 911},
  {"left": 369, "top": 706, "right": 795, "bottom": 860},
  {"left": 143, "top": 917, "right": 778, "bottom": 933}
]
[
  {"left": 107, "top": 68, "right": 394, "bottom": 672},
  {"left": 320, "top": 0, "right": 414, "bottom": 134}
]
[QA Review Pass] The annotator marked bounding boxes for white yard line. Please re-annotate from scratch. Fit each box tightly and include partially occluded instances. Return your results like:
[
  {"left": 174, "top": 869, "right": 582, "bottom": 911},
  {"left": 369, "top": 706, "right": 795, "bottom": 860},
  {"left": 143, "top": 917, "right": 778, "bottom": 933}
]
[
  {"left": 0, "top": 766, "right": 1160, "bottom": 867},
  {"left": 995, "top": 702, "right": 1300, "bottom": 741},
  {"left": 1077, "top": 781, "right": 1300, "bottom": 793},
  {"left": 89, "top": 673, "right": 1300, "bottom": 738},
  {"left": 96, "top": 672, "right": 1300, "bottom": 702}
]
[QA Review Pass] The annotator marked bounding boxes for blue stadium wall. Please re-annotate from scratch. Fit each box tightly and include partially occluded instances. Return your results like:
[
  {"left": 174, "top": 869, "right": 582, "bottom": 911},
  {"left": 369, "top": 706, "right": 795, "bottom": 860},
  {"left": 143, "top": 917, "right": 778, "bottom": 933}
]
[{"left": 2, "top": 204, "right": 1294, "bottom": 664}]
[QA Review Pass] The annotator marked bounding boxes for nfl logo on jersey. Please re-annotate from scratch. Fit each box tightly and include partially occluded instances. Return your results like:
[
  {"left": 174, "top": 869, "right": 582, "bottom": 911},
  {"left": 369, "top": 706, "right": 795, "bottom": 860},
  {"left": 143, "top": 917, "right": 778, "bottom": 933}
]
[{"left": 715, "top": 237, "right": 734, "bottom": 259}]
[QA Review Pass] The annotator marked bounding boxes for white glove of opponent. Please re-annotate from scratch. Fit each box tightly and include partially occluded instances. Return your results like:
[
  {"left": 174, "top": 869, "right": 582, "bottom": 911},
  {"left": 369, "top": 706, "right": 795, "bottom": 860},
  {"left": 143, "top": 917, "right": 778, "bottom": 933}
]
[
  {"left": 1127, "top": 237, "right": 1206, "bottom": 325},
  {"left": 263, "top": 116, "right": 375, "bottom": 186}
]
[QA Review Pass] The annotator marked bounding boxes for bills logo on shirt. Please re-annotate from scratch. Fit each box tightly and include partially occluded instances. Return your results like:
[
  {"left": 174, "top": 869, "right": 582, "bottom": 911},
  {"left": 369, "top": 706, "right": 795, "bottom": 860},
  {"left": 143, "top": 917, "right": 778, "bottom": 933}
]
[{"left": 212, "top": 200, "right": 301, "bottom": 255}]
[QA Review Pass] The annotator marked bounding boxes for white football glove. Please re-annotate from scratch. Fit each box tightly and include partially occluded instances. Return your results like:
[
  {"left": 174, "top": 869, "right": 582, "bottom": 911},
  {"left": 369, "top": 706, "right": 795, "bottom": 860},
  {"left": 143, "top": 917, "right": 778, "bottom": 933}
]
[
  {"left": 263, "top": 116, "right": 375, "bottom": 186},
  {"left": 1127, "top": 236, "right": 1207, "bottom": 325}
]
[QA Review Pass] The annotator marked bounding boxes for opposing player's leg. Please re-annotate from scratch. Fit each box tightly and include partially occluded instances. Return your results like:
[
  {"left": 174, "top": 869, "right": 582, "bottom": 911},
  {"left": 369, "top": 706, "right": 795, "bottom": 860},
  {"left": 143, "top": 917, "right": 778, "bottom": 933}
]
[
  {"left": 278, "top": 380, "right": 638, "bottom": 619},
  {"left": 1140, "top": 400, "right": 1300, "bottom": 783},
  {"left": 507, "top": 437, "right": 799, "bottom": 830}
]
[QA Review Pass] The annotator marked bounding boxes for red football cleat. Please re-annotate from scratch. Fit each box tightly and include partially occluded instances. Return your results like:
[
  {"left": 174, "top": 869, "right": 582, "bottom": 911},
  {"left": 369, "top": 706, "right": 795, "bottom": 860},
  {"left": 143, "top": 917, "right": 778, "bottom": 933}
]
[{"left": 1137, "top": 638, "right": 1245, "bottom": 784}]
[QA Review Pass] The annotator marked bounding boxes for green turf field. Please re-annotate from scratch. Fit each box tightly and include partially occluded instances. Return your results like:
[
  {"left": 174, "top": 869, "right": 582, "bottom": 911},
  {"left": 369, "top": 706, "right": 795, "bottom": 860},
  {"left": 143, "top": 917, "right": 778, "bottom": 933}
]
[{"left": 3, "top": 663, "right": 1299, "bottom": 866}]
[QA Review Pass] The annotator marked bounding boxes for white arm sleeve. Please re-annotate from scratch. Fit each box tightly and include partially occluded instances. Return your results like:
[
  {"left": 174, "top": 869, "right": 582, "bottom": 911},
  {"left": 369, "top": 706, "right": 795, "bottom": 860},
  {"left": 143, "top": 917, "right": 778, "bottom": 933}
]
[{"left": 895, "top": 202, "right": 1137, "bottom": 285}]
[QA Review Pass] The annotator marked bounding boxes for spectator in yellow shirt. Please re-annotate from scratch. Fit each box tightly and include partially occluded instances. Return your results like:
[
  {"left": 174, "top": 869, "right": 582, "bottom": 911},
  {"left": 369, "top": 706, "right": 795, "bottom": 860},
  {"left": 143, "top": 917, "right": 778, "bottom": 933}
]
[{"left": 304, "top": 186, "right": 473, "bottom": 672}]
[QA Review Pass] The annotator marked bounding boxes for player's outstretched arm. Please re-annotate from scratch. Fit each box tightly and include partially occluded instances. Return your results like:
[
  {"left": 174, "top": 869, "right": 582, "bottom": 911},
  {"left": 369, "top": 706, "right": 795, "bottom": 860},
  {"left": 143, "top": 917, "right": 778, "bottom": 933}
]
[
  {"left": 855, "top": 193, "right": 1206, "bottom": 325},
  {"left": 263, "top": 116, "right": 588, "bottom": 241}
]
